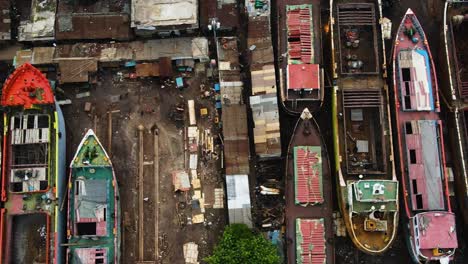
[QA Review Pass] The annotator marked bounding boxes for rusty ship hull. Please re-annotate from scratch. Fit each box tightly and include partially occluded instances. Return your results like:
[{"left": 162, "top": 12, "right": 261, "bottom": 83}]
[
  {"left": 442, "top": 0, "right": 468, "bottom": 230},
  {"left": 285, "top": 108, "right": 333, "bottom": 263},
  {"left": 330, "top": 0, "right": 399, "bottom": 255},
  {"left": 392, "top": 9, "right": 458, "bottom": 263},
  {"left": 277, "top": 0, "right": 325, "bottom": 115}
]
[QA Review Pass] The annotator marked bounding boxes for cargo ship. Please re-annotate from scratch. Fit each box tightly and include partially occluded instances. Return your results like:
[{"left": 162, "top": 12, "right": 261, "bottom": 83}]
[
  {"left": 442, "top": 0, "right": 468, "bottom": 229},
  {"left": 392, "top": 9, "right": 458, "bottom": 262},
  {"left": 0, "top": 63, "right": 66, "bottom": 263},
  {"left": 285, "top": 108, "right": 333, "bottom": 263},
  {"left": 66, "top": 129, "right": 120, "bottom": 263},
  {"left": 330, "top": 0, "right": 399, "bottom": 254},
  {"left": 277, "top": 0, "right": 324, "bottom": 115}
]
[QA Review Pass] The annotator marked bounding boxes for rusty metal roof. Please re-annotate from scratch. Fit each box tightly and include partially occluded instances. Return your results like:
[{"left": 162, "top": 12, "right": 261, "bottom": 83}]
[{"left": 56, "top": 14, "right": 132, "bottom": 40}]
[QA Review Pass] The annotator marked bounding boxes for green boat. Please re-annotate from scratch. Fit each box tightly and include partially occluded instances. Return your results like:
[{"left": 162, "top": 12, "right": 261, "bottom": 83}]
[{"left": 66, "top": 129, "right": 120, "bottom": 263}]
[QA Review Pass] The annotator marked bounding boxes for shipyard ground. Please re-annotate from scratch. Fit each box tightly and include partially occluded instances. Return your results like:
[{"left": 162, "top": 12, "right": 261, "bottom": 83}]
[{"left": 62, "top": 67, "right": 225, "bottom": 263}]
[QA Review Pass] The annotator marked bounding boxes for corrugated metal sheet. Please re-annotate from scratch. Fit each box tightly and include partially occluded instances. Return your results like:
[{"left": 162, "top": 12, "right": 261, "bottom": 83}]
[
  {"left": 131, "top": 0, "right": 198, "bottom": 29},
  {"left": 222, "top": 105, "right": 249, "bottom": 175},
  {"left": 226, "top": 175, "right": 252, "bottom": 228},
  {"left": 0, "top": 0, "right": 10, "bottom": 41},
  {"left": 250, "top": 94, "right": 281, "bottom": 157},
  {"left": 296, "top": 218, "right": 326, "bottom": 264},
  {"left": 294, "top": 146, "right": 323, "bottom": 205},
  {"left": 251, "top": 65, "right": 276, "bottom": 95},
  {"left": 56, "top": 14, "right": 132, "bottom": 40},
  {"left": 287, "top": 4, "right": 314, "bottom": 64}
]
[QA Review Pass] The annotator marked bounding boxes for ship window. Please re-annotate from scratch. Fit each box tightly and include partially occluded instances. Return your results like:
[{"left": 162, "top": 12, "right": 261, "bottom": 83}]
[
  {"left": 409, "top": 150, "right": 417, "bottom": 164},
  {"left": 405, "top": 122, "right": 413, "bottom": 134},
  {"left": 96, "top": 253, "right": 104, "bottom": 257},
  {"left": 404, "top": 95, "right": 412, "bottom": 109},
  {"left": 27, "top": 116, "right": 35, "bottom": 129},
  {"left": 77, "top": 222, "right": 96, "bottom": 235},
  {"left": 416, "top": 194, "right": 423, "bottom": 209},
  {"left": 405, "top": 82, "right": 411, "bottom": 95},
  {"left": 38, "top": 115, "right": 49, "bottom": 128},
  {"left": 412, "top": 179, "right": 418, "bottom": 194},
  {"left": 402, "top": 68, "right": 411, "bottom": 82},
  {"left": 75, "top": 181, "right": 80, "bottom": 195},
  {"left": 95, "top": 259, "right": 104, "bottom": 264},
  {"left": 103, "top": 208, "right": 106, "bottom": 221},
  {"left": 13, "top": 116, "right": 21, "bottom": 129}
]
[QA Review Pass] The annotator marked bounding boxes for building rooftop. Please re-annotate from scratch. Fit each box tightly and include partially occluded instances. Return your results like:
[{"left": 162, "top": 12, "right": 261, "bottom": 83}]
[
  {"left": 226, "top": 175, "right": 252, "bottom": 228},
  {"left": 131, "top": 0, "right": 198, "bottom": 29},
  {"left": 18, "top": 0, "right": 56, "bottom": 41},
  {"left": 56, "top": 0, "right": 132, "bottom": 40}
]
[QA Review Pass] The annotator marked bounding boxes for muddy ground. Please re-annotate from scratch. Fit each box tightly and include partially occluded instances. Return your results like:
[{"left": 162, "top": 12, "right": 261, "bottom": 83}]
[{"left": 62, "top": 63, "right": 226, "bottom": 263}]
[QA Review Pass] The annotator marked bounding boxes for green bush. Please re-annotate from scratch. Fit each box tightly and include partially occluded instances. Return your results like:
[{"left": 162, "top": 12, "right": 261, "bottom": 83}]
[{"left": 205, "top": 224, "right": 280, "bottom": 264}]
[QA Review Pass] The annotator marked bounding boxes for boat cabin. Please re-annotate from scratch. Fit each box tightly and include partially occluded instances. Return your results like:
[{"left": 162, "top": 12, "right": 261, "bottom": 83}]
[{"left": 8, "top": 114, "right": 50, "bottom": 193}]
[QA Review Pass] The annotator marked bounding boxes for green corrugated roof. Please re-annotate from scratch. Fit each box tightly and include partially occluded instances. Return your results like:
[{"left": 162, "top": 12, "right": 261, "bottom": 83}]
[{"left": 350, "top": 180, "right": 398, "bottom": 212}]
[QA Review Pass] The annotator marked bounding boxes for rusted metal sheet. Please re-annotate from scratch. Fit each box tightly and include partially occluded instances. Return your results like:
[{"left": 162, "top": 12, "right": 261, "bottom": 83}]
[
  {"left": 56, "top": 14, "right": 133, "bottom": 40},
  {"left": 136, "top": 63, "right": 160, "bottom": 77}
]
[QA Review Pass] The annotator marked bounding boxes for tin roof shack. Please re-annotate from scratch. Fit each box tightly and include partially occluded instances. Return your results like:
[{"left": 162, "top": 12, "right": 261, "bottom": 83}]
[
  {"left": 245, "top": 0, "right": 281, "bottom": 158},
  {"left": 56, "top": 58, "right": 98, "bottom": 84},
  {"left": 131, "top": 0, "right": 198, "bottom": 37},
  {"left": 217, "top": 37, "right": 243, "bottom": 104},
  {"left": 15, "top": 47, "right": 56, "bottom": 67},
  {"left": 222, "top": 104, "right": 249, "bottom": 175},
  {"left": 250, "top": 94, "right": 281, "bottom": 158},
  {"left": 226, "top": 175, "right": 252, "bottom": 227},
  {"left": 0, "top": 0, "right": 10, "bottom": 41},
  {"left": 18, "top": 0, "right": 56, "bottom": 41},
  {"left": 56, "top": 0, "right": 132, "bottom": 40}
]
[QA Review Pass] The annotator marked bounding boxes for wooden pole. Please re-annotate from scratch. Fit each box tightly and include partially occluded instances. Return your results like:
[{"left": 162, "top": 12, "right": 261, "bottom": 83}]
[
  {"left": 138, "top": 125, "right": 145, "bottom": 261},
  {"left": 153, "top": 129, "right": 159, "bottom": 262}
]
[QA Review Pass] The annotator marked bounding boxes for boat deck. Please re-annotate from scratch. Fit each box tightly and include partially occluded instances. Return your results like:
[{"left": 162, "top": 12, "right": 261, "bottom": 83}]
[
  {"left": 451, "top": 10, "right": 468, "bottom": 105},
  {"left": 277, "top": 0, "right": 323, "bottom": 113},
  {"left": 285, "top": 112, "right": 333, "bottom": 263},
  {"left": 68, "top": 131, "right": 118, "bottom": 263},
  {"left": 393, "top": 10, "right": 447, "bottom": 214}
]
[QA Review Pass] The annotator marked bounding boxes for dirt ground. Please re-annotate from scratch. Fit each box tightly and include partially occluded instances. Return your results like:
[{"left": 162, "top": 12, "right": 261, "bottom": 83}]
[{"left": 62, "top": 63, "right": 226, "bottom": 263}]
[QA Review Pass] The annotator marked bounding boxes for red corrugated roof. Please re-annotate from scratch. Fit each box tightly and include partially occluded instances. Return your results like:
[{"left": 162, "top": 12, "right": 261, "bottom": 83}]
[
  {"left": 288, "top": 64, "right": 320, "bottom": 90},
  {"left": 294, "top": 146, "right": 323, "bottom": 205},
  {"left": 297, "top": 218, "right": 326, "bottom": 264},
  {"left": 287, "top": 5, "right": 313, "bottom": 63}
]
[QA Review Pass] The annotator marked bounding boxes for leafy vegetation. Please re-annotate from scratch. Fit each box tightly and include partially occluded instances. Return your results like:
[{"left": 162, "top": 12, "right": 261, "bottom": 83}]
[{"left": 205, "top": 224, "right": 280, "bottom": 264}]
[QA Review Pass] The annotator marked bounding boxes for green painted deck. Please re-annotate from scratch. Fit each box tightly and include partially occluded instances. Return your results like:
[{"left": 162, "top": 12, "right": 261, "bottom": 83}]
[
  {"left": 350, "top": 180, "right": 398, "bottom": 213},
  {"left": 68, "top": 132, "right": 118, "bottom": 263},
  {"left": 72, "top": 134, "right": 111, "bottom": 168}
]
